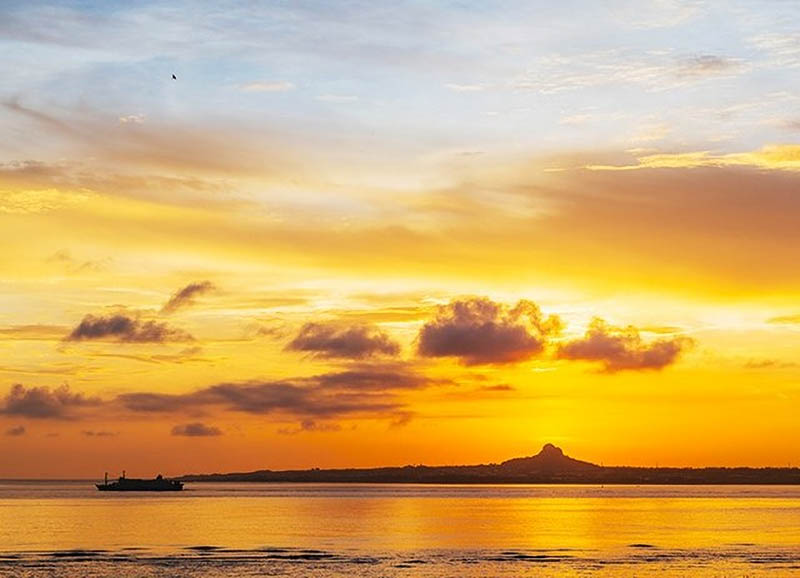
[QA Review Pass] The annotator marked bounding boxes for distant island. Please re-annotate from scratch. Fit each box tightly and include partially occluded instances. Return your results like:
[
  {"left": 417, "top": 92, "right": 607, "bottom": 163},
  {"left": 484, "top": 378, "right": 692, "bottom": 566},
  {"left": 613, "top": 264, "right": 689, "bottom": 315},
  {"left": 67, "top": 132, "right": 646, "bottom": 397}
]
[{"left": 180, "top": 444, "right": 800, "bottom": 485}]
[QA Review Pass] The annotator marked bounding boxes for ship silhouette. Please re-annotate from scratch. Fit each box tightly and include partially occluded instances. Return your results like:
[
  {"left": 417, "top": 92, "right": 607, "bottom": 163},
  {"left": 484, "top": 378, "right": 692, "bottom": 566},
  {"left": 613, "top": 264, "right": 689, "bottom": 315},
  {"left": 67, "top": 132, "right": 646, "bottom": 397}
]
[{"left": 96, "top": 471, "right": 183, "bottom": 491}]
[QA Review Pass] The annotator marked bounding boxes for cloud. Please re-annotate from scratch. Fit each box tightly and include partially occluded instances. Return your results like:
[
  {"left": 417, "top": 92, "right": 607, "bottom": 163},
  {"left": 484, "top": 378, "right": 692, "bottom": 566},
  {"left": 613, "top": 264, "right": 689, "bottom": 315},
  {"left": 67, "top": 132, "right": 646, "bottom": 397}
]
[
  {"left": 313, "top": 365, "right": 436, "bottom": 390},
  {"left": 0, "top": 324, "right": 70, "bottom": 341},
  {"left": 480, "top": 384, "right": 515, "bottom": 392},
  {"left": 750, "top": 33, "right": 800, "bottom": 68},
  {"left": 557, "top": 318, "right": 692, "bottom": 372},
  {"left": 511, "top": 49, "right": 744, "bottom": 94},
  {"left": 161, "top": 281, "right": 215, "bottom": 314},
  {"left": 117, "top": 364, "right": 437, "bottom": 419},
  {"left": 767, "top": 314, "right": 800, "bottom": 325},
  {"left": 585, "top": 145, "right": 800, "bottom": 171},
  {"left": 444, "top": 82, "right": 487, "bottom": 92},
  {"left": 315, "top": 94, "right": 358, "bottom": 103},
  {"left": 277, "top": 419, "right": 342, "bottom": 435},
  {"left": 287, "top": 322, "right": 400, "bottom": 359},
  {"left": 67, "top": 314, "right": 193, "bottom": 343},
  {"left": 171, "top": 422, "right": 222, "bottom": 437},
  {"left": 118, "top": 114, "right": 145, "bottom": 124},
  {"left": 81, "top": 430, "right": 117, "bottom": 437},
  {"left": 744, "top": 359, "right": 798, "bottom": 370},
  {"left": 5, "top": 425, "right": 25, "bottom": 436},
  {"left": 119, "top": 379, "right": 397, "bottom": 417},
  {"left": 46, "top": 249, "right": 111, "bottom": 273},
  {"left": 0, "top": 187, "right": 92, "bottom": 214},
  {"left": 674, "top": 55, "right": 742, "bottom": 79},
  {"left": 239, "top": 81, "right": 295, "bottom": 92},
  {"left": 0, "top": 384, "right": 102, "bottom": 419},
  {"left": 417, "top": 297, "right": 562, "bottom": 365}
]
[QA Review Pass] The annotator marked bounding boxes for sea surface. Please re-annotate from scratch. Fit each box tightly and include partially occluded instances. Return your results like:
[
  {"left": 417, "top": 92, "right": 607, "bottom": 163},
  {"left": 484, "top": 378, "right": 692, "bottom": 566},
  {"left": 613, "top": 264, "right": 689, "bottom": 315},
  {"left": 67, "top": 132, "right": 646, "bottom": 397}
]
[{"left": 1, "top": 482, "right": 799, "bottom": 576}]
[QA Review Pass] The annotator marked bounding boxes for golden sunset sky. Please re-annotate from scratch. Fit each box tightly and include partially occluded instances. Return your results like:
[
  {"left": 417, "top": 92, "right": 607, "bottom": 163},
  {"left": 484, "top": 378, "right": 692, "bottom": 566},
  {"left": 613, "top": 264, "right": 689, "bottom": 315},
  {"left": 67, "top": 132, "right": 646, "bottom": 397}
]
[{"left": 1, "top": 0, "right": 799, "bottom": 477}]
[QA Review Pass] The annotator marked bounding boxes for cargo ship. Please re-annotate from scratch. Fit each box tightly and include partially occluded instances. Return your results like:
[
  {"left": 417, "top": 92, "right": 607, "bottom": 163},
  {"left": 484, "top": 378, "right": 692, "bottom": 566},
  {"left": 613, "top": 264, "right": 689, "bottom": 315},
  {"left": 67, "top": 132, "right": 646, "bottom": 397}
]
[{"left": 96, "top": 471, "right": 183, "bottom": 491}]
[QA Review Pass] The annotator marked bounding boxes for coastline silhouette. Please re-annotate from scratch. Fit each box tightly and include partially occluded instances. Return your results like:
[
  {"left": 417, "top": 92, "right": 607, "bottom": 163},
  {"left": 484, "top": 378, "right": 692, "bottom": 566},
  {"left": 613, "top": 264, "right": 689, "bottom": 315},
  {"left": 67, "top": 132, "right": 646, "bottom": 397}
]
[{"left": 180, "top": 443, "right": 800, "bottom": 485}]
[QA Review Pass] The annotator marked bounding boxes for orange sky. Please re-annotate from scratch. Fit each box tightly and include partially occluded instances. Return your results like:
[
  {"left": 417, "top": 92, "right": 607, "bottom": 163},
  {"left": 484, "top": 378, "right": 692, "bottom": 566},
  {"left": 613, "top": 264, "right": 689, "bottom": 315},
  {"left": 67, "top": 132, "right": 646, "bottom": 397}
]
[{"left": 1, "top": 1, "right": 799, "bottom": 477}]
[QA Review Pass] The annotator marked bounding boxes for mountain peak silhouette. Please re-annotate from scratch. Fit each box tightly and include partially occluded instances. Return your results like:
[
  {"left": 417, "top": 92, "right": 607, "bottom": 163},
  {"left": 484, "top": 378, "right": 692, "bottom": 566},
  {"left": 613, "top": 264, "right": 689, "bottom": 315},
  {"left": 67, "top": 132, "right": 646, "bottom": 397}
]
[
  {"left": 499, "top": 443, "right": 598, "bottom": 473},
  {"left": 539, "top": 443, "right": 564, "bottom": 458}
]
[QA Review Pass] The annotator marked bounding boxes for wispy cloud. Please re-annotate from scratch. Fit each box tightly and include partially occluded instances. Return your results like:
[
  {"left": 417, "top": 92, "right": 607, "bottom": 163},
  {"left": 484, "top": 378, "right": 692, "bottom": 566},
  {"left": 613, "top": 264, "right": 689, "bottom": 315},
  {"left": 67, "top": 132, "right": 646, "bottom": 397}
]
[
  {"left": 81, "top": 430, "right": 117, "bottom": 437},
  {"left": 171, "top": 422, "right": 222, "bottom": 436},
  {"left": 287, "top": 322, "right": 400, "bottom": 359},
  {"left": 5, "top": 425, "right": 26, "bottom": 436},
  {"left": 67, "top": 314, "right": 193, "bottom": 343},
  {"left": 239, "top": 81, "right": 295, "bottom": 93},
  {"left": 315, "top": 94, "right": 358, "bottom": 103},
  {"left": 444, "top": 82, "right": 487, "bottom": 92},
  {"left": 161, "top": 281, "right": 216, "bottom": 314},
  {"left": 586, "top": 145, "right": 800, "bottom": 171},
  {"left": 118, "top": 114, "right": 145, "bottom": 124}
]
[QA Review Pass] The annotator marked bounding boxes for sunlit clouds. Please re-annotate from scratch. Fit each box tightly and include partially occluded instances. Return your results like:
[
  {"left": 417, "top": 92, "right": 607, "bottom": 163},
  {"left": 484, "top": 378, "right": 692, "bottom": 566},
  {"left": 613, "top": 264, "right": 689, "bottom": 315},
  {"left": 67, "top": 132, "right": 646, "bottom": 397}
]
[{"left": 1, "top": 0, "right": 799, "bottom": 476}]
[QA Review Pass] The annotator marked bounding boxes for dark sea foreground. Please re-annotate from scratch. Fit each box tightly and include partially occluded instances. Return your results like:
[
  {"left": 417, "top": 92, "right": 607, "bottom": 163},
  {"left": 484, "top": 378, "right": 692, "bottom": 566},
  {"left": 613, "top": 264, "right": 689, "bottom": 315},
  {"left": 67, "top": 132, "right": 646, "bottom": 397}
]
[{"left": 1, "top": 482, "right": 799, "bottom": 576}]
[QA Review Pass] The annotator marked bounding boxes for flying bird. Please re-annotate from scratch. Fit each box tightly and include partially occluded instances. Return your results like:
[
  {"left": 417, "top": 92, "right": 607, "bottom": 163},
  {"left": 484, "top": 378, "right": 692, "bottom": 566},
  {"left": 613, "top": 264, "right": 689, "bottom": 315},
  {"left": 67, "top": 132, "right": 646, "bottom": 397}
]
[{"left": 172, "top": 74, "right": 177, "bottom": 80}]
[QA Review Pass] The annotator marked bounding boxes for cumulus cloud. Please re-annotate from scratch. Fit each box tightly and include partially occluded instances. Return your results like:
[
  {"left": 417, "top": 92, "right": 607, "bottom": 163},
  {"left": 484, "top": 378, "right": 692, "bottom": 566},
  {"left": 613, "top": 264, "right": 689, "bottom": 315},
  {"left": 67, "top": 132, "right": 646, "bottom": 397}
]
[
  {"left": 67, "top": 314, "right": 193, "bottom": 343},
  {"left": 557, "top": 318, "right": 692, "bottom": 372},
  {"left": 417, "top": 297, "right": 562, "bottom": 365},
  {"left": 5, "top": 425, "right": 25, "bottom": 436},
  {"left": 287, "top": 322, "right": 400, "bottom": 359},
  {"left": 171, "top": 422, "right": 222, "bottom": 436},
  {"left": 161, "top": 281, "right": 215, "bottom": 314},
  {"left": 0, "top": 384, "right": 102, "bottom": 419}
]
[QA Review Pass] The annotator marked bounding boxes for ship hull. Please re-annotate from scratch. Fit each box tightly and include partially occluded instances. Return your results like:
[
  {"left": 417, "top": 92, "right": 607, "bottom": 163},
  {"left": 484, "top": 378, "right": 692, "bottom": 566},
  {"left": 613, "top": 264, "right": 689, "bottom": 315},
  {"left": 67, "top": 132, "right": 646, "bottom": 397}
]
[
  {"left": 96, "top": 484, "right": 183, "bottom": 491},
  {"left": 96, "top": 479, "right": 183, "bottom": 492}
]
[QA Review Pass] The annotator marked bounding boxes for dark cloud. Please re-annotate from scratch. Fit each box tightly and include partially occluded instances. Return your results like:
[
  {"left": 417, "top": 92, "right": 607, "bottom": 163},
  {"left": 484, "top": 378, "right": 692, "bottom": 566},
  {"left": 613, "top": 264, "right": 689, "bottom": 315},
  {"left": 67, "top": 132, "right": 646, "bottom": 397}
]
[
  {"left": 313, "top": 365, "right": 436, "bottom": 390},
  {"left": 557, "top": 318, "right": 692, "bottom": 372},
  {"left": 171, "top": 422, "right": 222, "bottom": 437},
  {"left": 161, "top": 281, "right": 216, "bottom": 314},
  {"left": 417, "top": 297, "right": 562, "bottom": 365},
  {"left": 287, "top": 322, "right": 400, "bottom": 359},
  {"left": 81, "top": 430, "right": 117, "bottom": 437},
  {"left": 277, "top": 419, "right": 342, "bottom": 435},
  {"left": 480, "top": 384, "right": 515, "bottom": 392},
  {"left": 0, "top": 384, "right": 102, "bottom": 419},
  {"left": 117, "top": 365, "right": 436, "bottom": 419},
  {"left": 67, "top": 314, "right": 193, "bottom": 343},
  {"left": 5, "top": 425, "right": 25, "bottom": 436}
]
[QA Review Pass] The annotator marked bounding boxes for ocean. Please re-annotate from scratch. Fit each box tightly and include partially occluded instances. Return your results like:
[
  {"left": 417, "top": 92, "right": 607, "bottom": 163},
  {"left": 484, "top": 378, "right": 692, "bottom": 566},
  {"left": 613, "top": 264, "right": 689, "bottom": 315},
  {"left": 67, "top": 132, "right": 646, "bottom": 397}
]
[{"left": 1, "top": 482, "right": 799, "bottom": 576}]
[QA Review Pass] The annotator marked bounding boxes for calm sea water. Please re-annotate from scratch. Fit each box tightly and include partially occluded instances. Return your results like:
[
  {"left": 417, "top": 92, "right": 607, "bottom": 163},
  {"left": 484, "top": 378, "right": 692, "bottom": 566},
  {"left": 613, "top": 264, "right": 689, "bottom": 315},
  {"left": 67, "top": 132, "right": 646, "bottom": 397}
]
[{"left": 1, "top": 482, "right": 799, "bottom": 576}]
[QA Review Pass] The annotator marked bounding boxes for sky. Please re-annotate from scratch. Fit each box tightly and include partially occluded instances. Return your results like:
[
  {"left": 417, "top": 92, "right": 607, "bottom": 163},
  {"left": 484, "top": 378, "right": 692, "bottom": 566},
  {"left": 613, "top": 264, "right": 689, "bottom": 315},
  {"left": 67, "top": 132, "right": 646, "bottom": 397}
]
[{"left": 1, "top": 0, "right": 799, "bottom": 477}]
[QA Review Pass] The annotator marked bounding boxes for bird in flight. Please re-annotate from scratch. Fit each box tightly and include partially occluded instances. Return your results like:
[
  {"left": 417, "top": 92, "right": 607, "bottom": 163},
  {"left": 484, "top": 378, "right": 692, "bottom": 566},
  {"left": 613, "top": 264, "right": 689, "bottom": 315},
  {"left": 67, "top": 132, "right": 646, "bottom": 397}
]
[{"left": 172, "top": 74, "right": 177, "bottom": 80}]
